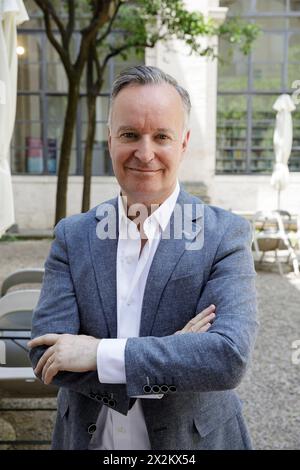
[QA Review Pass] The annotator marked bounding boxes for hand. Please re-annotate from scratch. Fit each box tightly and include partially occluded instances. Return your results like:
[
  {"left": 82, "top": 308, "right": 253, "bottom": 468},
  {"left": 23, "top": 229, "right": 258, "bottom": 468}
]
[
  {"left": 27, "top": 334, "right": 100, "bottom": 385},
  {"left": 174, "top": 304, "right": 216, "bottom": 335}
]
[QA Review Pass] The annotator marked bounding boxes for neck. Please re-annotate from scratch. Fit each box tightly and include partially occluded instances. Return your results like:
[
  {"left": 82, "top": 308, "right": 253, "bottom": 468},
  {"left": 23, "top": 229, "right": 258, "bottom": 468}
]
[{"left": 122, "top": 183, "right": 178, "bottom": 218}]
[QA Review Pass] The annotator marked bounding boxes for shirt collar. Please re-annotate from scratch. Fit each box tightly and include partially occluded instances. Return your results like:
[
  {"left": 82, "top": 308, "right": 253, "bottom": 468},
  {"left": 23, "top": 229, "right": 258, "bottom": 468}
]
[{"left": 118, "top": 181, "right": 180, "bottom": 233}]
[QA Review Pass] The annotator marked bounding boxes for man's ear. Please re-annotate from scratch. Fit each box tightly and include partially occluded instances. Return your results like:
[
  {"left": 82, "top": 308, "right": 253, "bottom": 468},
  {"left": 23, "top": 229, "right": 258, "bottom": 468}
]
[{"left": 182, "top": 129, "right": 191, "bottom": 154}]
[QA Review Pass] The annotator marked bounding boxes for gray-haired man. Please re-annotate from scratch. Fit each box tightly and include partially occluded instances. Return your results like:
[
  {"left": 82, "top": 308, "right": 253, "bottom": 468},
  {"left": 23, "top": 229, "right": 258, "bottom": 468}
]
[{"left": 29, "top": 65, "right": 258, "bottom": 450}]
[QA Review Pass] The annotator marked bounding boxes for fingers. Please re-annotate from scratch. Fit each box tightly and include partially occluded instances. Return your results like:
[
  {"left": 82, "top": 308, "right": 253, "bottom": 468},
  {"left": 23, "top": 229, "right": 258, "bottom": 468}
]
[
  {"left": 34, "top": 345, "right": 55, "bottom": 376},
  {"left": 191, "top": 312, "right": 215, "bottom": 331},
  {"left": 42, "top": 354, "right": 54, "bottom": 383},
  {"left": 28, "top": 334, "right": 60, "bottom": 348},
  {"left": 192, "top": 321, "right": 212, "bottom": 333},
  {"left": 191, "top": 304, "right": 216, "bottom": 324},
  {"left": 181, "top": 305, "right": 215, "bottom": 333},
  {"left": 43, "top": 359, "right": 59, "bottom": 385},
  {"left": 28, "top": 334, "right": 63, "bottom": 385}
]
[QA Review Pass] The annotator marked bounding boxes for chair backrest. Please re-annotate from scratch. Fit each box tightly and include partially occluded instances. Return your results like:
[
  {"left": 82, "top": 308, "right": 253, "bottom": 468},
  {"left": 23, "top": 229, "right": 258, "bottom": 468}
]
[
  {"left": 0, "top": 289, "right": 41, "bottom": 330},
  {"left": 252, "top": 210, "right": 286, "bottom": 234},
  {"left": 275, "top": 210, "right": 291, "bottom": 219},
  {"left": 1, "top": 269, "right": 44, "bottom": 297}
]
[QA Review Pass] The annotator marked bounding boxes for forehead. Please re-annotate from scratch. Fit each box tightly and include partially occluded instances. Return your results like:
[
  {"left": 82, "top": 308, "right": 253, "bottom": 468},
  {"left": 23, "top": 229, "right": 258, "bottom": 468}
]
[{"left": 110, "top": 83, "right": 185, "bottom": 128}]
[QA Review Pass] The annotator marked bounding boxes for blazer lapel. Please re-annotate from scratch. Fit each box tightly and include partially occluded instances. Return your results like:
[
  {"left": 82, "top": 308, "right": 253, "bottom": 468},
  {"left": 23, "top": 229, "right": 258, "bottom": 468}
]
[
  {"left": 139, "top": 190, "right": 204, "bottom": 337},
  {"left": 89, "top": 198, "right": 119, "bottom": 338}
]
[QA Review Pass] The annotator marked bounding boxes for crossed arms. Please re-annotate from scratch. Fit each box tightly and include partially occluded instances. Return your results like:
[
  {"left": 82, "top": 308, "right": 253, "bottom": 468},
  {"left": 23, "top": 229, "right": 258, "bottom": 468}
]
[
  {"left": 29, "top": 214, "right": 258, "bottom": 407},
  {"left": 28, "top": 304, "right": 216, "bottom": 384}
]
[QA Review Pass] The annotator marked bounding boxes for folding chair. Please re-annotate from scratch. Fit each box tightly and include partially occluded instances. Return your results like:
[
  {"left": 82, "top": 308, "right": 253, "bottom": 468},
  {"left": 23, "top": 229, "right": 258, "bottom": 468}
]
[
  {"left": 0, "top": 271, "right": 57, "bottom": 397},
  {"left": 0, "top": 289, "right": 41, "bottom": 330},
  {"left": 0, "top": 268, "right": 44, "bottom": 297},
  {"left": 252, "top": 210, "right": 299, "bottom": 276}
]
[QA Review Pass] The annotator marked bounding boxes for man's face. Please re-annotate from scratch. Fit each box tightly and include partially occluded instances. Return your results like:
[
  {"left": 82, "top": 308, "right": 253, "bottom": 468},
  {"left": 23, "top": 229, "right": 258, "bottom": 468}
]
[{"left": 108, "top": 83, "right": 190, "bottom": 206}]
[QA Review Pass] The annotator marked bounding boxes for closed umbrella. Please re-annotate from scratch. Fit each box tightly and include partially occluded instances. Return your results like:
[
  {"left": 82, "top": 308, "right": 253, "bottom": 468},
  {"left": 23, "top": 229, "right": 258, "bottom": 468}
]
[
  {"left": 0, "top": 0, "right": 28, "bottom": 237},
  {"left": 270, "top": 94, "right": 296, "bottom": 210}
]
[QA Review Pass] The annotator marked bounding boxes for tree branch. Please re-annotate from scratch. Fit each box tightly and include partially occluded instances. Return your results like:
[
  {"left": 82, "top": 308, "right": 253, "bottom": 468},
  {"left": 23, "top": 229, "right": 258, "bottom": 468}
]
[
  {"left": 75, "top": 0, "right": 113, "bottom": 75},
  {"left": 35, "top": 0, "right": 67, "bottom": 42},
  {"left": 93, "top": 44, "right": 102, "bottom": 88},
  {"left": 65, "top": 0, "right": 75, "bottom": 48},
  {"left": 100, "top": 41, "right": 154, "bottom": 73},
  {"left": 34, "top": 0, "right": 73, "bottom": 78},
  {"left": 96, "top": 0, "right": 123, "bottom": 46}
]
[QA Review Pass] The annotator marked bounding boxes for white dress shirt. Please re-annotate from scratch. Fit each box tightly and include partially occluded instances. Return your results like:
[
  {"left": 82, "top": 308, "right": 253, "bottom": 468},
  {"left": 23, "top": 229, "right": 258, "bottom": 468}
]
[{"left": 88, "top": 182, "right": 180, "bottom": 450}]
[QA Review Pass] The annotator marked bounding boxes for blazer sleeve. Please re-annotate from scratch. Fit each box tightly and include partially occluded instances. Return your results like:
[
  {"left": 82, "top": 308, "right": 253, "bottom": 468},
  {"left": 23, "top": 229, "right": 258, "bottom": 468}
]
[
  {"left": 124, "top": 215, "right": 259, "bottom": 397},
  {"left": 29, "top": 218, "right": 129, "bottom": 414}
]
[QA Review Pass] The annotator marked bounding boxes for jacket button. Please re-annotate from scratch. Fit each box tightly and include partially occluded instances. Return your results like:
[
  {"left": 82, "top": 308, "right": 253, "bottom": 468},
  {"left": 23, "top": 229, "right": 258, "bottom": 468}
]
[
  {"left": 143, "top": 385, "right": 152, "bottom": 393},
  {"left": 151, "top": 385, "right": 161, "bottom": 393},
  {"left": 102, "top": 396, "right": 109, "bottom": 405},
  {"left": 160, "top": 385, "right": 169, "bottom": 393},
  {"left": 108, "top": 399, "right": 116, "bottom": 408},
  {"left": 87, "top": 424, "right": 97, "bottom": 435},
  {"left": 169, "top": 385, "right": 177, "bottom": 393},
  {"left": 89, "top": 392, "right": 96, "bottom": 399},
  {"left": 95, "top": 394, "right": 103, "bottom": 402}
]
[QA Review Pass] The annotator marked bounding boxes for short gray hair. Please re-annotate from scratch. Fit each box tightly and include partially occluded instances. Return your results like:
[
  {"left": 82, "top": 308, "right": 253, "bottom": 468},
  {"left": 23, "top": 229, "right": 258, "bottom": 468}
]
[{"left": 108, "top": 65, "right": 191, "bottom": 129}]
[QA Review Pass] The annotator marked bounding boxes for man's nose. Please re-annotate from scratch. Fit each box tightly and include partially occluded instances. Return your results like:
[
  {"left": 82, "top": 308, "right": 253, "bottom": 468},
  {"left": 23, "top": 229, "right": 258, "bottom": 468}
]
[{"left": 134, "top": 137, "right": 155, "bottom": 163}]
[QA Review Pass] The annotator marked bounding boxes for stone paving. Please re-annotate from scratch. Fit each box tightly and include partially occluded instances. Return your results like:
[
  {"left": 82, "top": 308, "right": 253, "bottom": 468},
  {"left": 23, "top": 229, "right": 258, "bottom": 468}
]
[{"left": 0, "top": 239, "right": 300, "bottom": 449}]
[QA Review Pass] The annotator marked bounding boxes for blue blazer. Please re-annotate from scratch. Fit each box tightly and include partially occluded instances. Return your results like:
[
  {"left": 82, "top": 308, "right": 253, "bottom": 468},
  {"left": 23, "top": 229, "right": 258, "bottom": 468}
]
[{"left": 30, "top": 189, "right": 258, "bottom": 450}]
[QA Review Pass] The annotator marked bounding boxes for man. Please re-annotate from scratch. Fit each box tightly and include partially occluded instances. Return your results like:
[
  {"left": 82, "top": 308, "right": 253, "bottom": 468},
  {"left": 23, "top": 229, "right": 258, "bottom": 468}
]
[{"left": 28, "top": 65, "right": 258, "bottom": 450}]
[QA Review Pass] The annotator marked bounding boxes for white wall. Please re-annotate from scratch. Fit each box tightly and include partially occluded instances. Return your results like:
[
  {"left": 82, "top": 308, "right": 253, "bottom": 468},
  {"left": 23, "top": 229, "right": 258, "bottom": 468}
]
[
  {"left": 12, "top": 175, "right": 119, "bottom": 229},
  {"left": 213, "top": 174, "right": 300, "bottom": 214},
  {"left": 12, "top": 172, "right": 300, "bottom": 230}
]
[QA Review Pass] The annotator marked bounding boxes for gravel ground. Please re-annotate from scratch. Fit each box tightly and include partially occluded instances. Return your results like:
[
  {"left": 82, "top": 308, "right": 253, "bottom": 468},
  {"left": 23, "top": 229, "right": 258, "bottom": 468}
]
[{"left": 0, "top": 239, "right": 300, "bottom": 449}]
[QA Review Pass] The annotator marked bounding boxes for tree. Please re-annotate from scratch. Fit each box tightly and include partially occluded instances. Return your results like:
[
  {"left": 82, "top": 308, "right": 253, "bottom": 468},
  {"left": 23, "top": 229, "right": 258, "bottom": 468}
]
[{"left": 34, "top": 0, "right": 259, "bottom": 224}]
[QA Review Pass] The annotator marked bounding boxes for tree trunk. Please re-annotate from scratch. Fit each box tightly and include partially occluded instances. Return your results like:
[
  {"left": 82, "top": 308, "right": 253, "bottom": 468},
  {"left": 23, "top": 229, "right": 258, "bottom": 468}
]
[
  {"left": 81, "top": 93, "right": 97, "bottom": 213},
  {"left": 81, "top": 45, "right": 103, "bottom": 213},
  {"left": 55, "top": 80, "right": 80, "bottom": 225}
]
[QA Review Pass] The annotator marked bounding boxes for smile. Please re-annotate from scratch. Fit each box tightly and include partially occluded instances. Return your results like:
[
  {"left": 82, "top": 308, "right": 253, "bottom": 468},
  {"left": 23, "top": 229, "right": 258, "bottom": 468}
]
[{"left": 126, "top": 168, "right": 161, "bottom": 173}]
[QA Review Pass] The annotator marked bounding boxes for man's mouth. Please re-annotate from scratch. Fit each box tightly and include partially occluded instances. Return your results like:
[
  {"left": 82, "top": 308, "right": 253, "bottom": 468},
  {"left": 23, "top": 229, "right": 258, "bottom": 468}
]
[{"left": 126, "top": 168, "right": 161, "bottom": 173}]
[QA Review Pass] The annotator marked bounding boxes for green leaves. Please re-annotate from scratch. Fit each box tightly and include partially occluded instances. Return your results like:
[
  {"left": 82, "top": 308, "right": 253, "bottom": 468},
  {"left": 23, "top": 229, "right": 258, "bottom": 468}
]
[
  {"left": 218, "top": 18, "right": 260, "bottom": 55},
  {"left": 107, "top": 0, "right": 259, "bottom": 59},
  {"left": 36, "top": 0, "right": 259, "bottom": 64}
]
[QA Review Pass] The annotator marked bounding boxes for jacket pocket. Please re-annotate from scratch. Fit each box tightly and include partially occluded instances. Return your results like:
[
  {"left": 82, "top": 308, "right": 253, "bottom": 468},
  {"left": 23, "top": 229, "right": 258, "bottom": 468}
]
[{"left": 193, "top": 397, "right": 242, "bottom": 438}]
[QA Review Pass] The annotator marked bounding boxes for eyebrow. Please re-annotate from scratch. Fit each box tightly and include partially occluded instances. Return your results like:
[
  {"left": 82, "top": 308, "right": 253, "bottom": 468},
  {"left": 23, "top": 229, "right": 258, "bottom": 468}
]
[{"left": 116, "top": 126, "right": 176, "bottom": 137}]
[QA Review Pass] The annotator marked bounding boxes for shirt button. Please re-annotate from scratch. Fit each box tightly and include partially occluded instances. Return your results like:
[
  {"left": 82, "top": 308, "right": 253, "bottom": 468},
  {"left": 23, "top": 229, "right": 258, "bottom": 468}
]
[{"left": 87, "top": 423, "right": 97, "bottom": 435}]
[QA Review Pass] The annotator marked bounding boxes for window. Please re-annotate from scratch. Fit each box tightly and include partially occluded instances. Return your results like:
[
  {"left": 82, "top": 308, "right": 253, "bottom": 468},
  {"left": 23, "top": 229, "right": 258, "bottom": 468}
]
[
  {"left": 217, "top": 0, "right": 300, "bottom": 174},
  {"left": 12, "top": 3, "right": 144, "bottom": 175}
]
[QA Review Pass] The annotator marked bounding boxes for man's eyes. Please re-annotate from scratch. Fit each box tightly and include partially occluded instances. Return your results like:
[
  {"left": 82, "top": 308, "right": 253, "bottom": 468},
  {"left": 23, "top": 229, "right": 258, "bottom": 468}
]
[
  {"left": 119, "top": 133, "right": 170, "bottom": 140},
  {"left": 157, "top": 134, "right": 170, "bottom": 140},
  {"left": 120, "top": 132, "right": 137, "bottom": 139}
]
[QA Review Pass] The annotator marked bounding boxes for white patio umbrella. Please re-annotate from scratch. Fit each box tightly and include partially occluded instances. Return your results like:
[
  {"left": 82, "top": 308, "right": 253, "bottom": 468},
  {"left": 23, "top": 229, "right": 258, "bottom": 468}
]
[
  {"left": 270, "top": 94, "right": 296, "bottom": 210},
  {"left": 0, "top": 0, "right": 28, "bottom": 237}
]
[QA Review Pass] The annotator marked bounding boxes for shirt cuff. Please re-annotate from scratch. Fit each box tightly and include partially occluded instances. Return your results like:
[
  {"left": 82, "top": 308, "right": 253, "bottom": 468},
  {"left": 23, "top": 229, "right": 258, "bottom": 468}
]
[{"left": 97, "top": 338, "right": 127, "bottom": 384}]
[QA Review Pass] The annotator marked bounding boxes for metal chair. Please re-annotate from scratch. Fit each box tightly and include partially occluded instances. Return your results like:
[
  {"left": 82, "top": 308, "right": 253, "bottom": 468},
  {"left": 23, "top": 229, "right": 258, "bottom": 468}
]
[
  {"left": 252, "top": 210, "right": 299, "bottom": 276},
  {"left": 0, "top": 268, "right": 44, "bottom": 297},
  {"left": 0, "top": 270, "right": 57, "bottom": 397},
  {"left": 0, "top": 289, "right": 41, "bottom": 330}
]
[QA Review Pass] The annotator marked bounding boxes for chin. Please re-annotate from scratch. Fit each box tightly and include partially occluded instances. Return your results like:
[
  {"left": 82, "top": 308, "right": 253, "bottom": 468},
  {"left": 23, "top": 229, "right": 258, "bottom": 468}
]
[{"left": 128, "top": 186, "right": 167, "bottom": 206}]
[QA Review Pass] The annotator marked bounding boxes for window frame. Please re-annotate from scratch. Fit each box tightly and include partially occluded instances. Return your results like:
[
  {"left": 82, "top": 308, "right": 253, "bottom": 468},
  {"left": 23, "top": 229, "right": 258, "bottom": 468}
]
[{"left": 217, "top": 0, "right": 300, "bottom": 174}]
